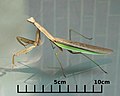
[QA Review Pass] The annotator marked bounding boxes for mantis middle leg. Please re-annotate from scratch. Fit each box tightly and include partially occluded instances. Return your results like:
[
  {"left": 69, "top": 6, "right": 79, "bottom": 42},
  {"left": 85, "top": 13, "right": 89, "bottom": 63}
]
[{"left": 50, "top": 41, "right": 66, "bottom": 77}]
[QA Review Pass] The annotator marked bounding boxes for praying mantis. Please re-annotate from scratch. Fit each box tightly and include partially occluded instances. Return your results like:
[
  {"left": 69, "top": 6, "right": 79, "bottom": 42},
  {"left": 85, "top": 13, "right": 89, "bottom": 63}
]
[{"left": 12, "top": 17, "right": 113, "bottom": 77}]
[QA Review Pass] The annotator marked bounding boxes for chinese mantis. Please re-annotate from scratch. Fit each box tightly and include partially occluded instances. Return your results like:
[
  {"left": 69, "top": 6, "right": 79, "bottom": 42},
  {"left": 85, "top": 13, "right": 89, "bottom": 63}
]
[{"left": 12, "top": 17, "right": 113, "bottom": 77}]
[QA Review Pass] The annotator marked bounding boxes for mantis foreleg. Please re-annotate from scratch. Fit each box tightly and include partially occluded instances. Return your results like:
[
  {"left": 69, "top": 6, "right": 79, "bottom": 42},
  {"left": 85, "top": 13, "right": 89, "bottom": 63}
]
[
  {"left": 16, "top": 36, "right": 35, "bottom": 48},
  {"left": 12, "top": 45, "right": 36, "bottom": 65},
  {"left": 12, "top": 29, "right": 42, "bottom": 68}
]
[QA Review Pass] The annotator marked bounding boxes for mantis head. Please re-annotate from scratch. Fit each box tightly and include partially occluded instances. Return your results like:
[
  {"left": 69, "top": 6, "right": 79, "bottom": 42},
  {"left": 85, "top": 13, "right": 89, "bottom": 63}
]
[{"left": 27, "top": 17, "right": 35, "bottom": 23}]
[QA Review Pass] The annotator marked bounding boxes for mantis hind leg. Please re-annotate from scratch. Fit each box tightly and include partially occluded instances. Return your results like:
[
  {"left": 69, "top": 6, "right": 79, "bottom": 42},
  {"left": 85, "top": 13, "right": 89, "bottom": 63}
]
[
  {"left": 69, "top": 29, "right": 93, "bottom": 40},
  {"left": 68, "top": 50, "right": 107, "bottom": 74},
  {"left": 68, "top": 30, "right": 107, "bottom": 74}
]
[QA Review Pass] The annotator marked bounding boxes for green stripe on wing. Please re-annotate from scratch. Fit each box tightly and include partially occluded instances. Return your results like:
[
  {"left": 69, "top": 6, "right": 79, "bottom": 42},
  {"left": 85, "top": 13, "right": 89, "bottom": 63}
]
[{"left": 55, "top": 42, "right": 103, "bottom": 55}]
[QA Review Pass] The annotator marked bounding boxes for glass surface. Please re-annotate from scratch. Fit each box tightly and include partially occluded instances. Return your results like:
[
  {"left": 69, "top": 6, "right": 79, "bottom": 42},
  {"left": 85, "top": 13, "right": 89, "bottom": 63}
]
[{"left": 0, "top": 0, "right": 119, "bottom": 96}]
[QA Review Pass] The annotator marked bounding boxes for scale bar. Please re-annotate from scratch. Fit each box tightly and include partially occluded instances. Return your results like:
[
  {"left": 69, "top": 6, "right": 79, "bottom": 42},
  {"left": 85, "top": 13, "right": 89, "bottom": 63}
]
[
  {"left": 17, "top": 85, "right": 103, "bottom": 93},
  {"left": 17, "top": 91, "right": 103, "bottom": 93}
]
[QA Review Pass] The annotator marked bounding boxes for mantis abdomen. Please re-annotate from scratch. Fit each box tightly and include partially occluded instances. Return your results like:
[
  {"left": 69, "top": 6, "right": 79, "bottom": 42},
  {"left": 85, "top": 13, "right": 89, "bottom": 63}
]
[{"left": 54, "top": 38, "right": 113, "bottom": 55}]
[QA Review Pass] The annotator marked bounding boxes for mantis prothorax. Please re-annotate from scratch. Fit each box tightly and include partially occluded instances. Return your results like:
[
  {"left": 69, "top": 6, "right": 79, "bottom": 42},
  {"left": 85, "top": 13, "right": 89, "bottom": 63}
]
[{"left": 12, "top": 17, "right": 113, "bottom": 77}]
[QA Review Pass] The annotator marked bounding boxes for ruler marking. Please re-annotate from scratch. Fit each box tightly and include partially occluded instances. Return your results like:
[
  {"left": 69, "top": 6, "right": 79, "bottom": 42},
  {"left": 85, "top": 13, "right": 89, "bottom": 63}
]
[
  {"left": 17, "top": 85, "right": 19, "bottom": 93},
  {"left": 59, "top": 85, "right": 61, "bottom": 92},
  {"left": 42, "top": 85, "right": 44, "bottom": 92},
  {"left": 101, "top": 85, "right": 103, "bottom": 93},
  {"left": 25, "top": 85, "right": 27, "bottom": 92},
  {"left": 84, "top": 85, "right": 86, "bottom": 92},
  {"left": 51, "top": 85, "right": 52, "bottom": 92},
  {"left": 67, "top": 85, "right": 69, "bottom": 92},
  {"left": 76, "top": 85, "right": 78, "bottom": 92},
  {"left": 93, "top": 85, "right": 94, "bottom": 92},
  {"left": 34, "top": 85, "right": 36, "bottom": 92}
]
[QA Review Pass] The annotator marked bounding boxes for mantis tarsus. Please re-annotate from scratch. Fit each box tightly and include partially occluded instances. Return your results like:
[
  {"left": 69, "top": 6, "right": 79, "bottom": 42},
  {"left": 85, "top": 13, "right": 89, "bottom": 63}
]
[{"left": 12, "top": 17, "right": 113, "bottom": 77}]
